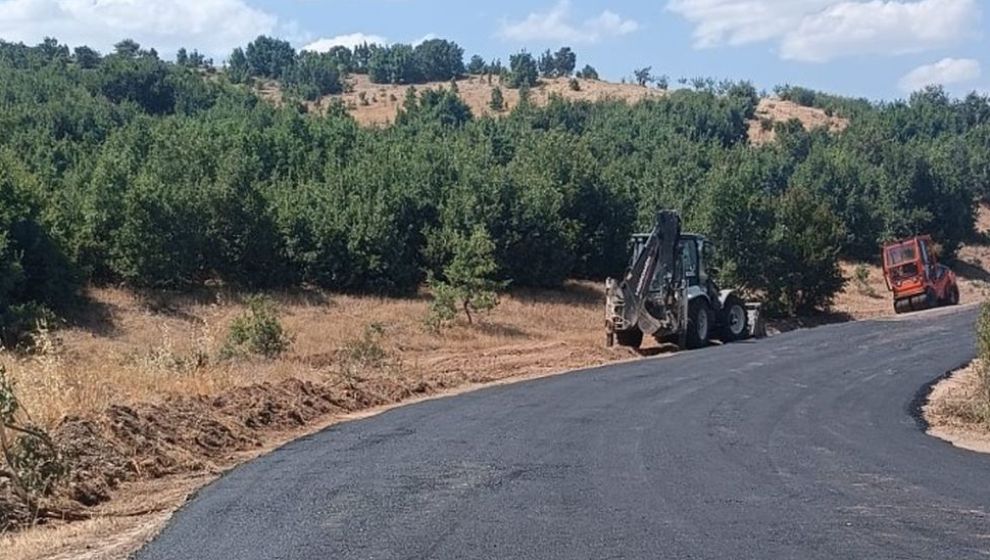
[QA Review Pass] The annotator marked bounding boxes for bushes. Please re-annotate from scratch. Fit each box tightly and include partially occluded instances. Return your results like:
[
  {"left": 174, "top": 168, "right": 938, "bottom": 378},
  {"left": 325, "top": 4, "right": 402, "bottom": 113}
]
[{"left": 224, "top": 296, "right": 292, "bottom": 358}]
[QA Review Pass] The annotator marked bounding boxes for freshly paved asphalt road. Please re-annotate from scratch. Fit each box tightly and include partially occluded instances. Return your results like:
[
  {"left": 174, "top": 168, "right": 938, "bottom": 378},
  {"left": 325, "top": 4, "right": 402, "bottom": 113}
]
[{"left": 137, "top": 306, "right": 988, "bottom": 560}]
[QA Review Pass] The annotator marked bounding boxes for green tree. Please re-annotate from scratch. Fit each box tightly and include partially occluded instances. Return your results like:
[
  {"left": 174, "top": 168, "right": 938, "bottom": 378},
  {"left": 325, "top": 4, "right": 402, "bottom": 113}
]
[
  {"left": 507, "top": 50, "right": 538, "bottom": 88},
  {"left": 538, "top": 49, "right": 555, "bottom": 78},
  {"left": 553, "top": 47, "right": 576, "bottom": 77},
  {"left": 244, "top": 35, "right": 295, "bottom": 79},
  {"left": 490, "top": 86, "right": 505, "bottom": 112},
  {"left": 427, "top": 227, "right": 504, "bottom": 327},
  {"left": 576, "top": 64, "right": 598, "bottom": 80},
  {"left": 72, "top": 46, "right": 101, "bottom": 69},
  {"left": 413, "top": 38, "right": 465, "bottom": 81},
  {"left": 368, "top": 43, "right": 420, "bottom": 84},
  {"left": 325, "top": 45, "right": 353, "bottom": 73},
  {"left": 284, "top": 51, "right": 344, "bottom": 100},
  {"left": 767, "top": 187, "right": 846, "bottom": 314},
  {"left": 227, "top": 47, "right": 249, "bottom": 83},
  {"left": 467, "top": 54, "right": 485, "bottom": 74},
  {"left": 114, "top": 39, "right": 142, "bottom": 58},
  {"left": 633, "top": 66, "right": 654, "bottom": 87}
]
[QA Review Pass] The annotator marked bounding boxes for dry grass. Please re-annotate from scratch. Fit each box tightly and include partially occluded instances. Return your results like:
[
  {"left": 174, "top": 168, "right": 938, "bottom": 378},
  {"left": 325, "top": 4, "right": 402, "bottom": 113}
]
[
  {"left": 926, "top": 361, "right": 990, "bottom": 429},
  {"left": 1, "top": 282, "right": 625, "bottom": 430},
  {"left": 262, "top": 74, "right": 846, "bottom": 142},
  {"left": 318, "top": 74, "right": 669, "bottom": 125},
  {"left": 747, "top": 98, "right": 847, "bottom": 144},
  {"left": 924, "top": 361, "right": 990, "bottom": 454}
]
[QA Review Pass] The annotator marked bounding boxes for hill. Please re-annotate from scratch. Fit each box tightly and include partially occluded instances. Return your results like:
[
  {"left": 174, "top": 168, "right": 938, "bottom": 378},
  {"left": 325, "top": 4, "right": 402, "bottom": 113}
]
[{"left": 260, "top": 74, "right": 848, "bottom": 143}]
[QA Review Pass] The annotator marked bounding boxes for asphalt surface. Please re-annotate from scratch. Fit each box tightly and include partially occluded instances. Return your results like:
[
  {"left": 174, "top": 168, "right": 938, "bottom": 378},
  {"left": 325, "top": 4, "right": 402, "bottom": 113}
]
[{"left": 137, "top": 306, "right": 988, "bottom": 560}]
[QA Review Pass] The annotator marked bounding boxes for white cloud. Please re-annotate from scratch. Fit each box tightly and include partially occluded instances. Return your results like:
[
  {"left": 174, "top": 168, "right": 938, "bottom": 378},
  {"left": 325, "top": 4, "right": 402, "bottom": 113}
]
[
  {"left": 302, "top": 32, "right": 388, "bottom": 52},
  {"left": 666, "top": 0, "right": 835, "bottom": 48},
  {"left": 412, "top": 33, "right": 437, "bottom": 47},
  {"left": 498, "top": 0, "right": 639, "bottom": 44},
  {"left": 898, "top": 57, "right": 981, "bottom": 91},
  {"left": 0, "top": 0, "right": 280, "bottom": 58},
  {"left": 667, "top": 0, "right": 981, "bottom": 62}
]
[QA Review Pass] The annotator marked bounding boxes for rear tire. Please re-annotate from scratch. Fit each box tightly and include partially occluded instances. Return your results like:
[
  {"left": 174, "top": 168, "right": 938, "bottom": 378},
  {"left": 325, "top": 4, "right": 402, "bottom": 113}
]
[
  {"left": 719, "top": 296, "right": 749, "bottom": 343},
  {"left": 947, "top": 284, "right": 960, "bottom": 306},
  {"left": 615, "top": 329, "right": 643, "bottom": 349},
  {"left": 685, "top": 299, "right": 713, "bottom": 350},
  {"left": 894, "top": 299, "right": 910, "bottom": 314}
]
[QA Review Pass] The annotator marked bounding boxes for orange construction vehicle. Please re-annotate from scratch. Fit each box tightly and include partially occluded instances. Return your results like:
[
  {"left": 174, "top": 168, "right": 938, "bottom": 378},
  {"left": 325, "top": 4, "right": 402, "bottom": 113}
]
[{"left": 882, "top": 235, "right": 959, "bottom": 314}]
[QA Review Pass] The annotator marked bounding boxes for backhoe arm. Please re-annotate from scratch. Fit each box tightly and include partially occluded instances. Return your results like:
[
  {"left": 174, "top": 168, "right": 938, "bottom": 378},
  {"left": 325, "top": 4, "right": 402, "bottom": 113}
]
[{"left": 617, "top": 210, "right": 681, "bottom": 335}]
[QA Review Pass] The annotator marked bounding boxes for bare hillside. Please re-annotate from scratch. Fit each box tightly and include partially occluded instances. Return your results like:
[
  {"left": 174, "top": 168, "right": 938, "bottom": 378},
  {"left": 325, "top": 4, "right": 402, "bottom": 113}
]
[{"left": 268, "top": 74, "right": 848, "bottom": 142}]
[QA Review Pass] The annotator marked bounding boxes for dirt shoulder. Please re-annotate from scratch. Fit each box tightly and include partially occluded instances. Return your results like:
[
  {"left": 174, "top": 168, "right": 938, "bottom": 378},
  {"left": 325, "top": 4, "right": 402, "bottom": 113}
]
[{"left": 923, "top": 361, "right": 990, "bottom": 454}]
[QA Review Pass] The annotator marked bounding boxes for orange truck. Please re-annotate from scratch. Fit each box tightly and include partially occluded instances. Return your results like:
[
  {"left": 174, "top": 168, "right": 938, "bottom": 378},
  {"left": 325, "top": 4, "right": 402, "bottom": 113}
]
[{"left": 882, "top": 235, "right": 960, "bottom": 314}]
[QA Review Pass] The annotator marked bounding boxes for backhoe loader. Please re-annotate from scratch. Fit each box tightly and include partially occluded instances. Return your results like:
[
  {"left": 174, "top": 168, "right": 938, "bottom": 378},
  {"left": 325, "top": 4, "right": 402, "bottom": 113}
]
[{"left": 604, "top": 211, "right": 760, "bottom": 350}]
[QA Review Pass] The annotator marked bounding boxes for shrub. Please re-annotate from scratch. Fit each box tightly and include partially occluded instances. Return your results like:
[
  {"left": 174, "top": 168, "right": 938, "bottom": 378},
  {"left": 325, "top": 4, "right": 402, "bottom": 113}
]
[
  {"left": 489, "top": 86, "right": 505, "bottom": 111},
  {"left": 0, "top": 303, "right": 56, "bottom": 350},
  {"left": 0, "top": 365, "right": 67, "bottom": 522},
  {"left": 426, "top": 227, "right": 504, "bottom": 330},
  {"left": 223, "top": 295, "right": 292, "bottom": 358},
  {"left": 568, "top": 78, "right": 580, "bottom": 91},
  {"left": 853, "top": 264, "right": 878, "bottom": 298},
  {"left": 334, "top": 323, "right": 403, "bottom": 388}
]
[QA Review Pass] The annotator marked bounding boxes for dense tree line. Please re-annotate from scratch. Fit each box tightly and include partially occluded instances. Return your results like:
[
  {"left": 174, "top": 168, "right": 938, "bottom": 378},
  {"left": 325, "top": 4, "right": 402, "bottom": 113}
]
[{"left": 0, "top": 37, "right": 988, "bottom": 343}]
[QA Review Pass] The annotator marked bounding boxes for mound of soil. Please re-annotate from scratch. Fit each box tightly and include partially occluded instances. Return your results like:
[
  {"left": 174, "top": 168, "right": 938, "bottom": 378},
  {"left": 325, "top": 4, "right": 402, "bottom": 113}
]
[{"left": 1, "top": 375, "right": 447, "bottom": 530}]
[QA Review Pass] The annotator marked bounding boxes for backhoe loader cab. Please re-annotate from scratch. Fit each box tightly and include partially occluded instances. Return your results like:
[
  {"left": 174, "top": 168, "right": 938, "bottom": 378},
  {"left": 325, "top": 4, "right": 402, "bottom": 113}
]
[
  {"left": 605, "top": 211, "right": 757, "bottom": 350},
  {"left": 882, "top": 235, "right": 959, "bottom": 314}
]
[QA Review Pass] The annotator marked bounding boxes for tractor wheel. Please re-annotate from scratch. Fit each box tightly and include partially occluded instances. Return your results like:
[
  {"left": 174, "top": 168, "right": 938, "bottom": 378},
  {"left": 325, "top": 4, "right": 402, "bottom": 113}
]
[
  {"left": 894, "top": 299, "right": 910, "bottom": 314},
  {"left": 685, "top": 299, "right": 713, "bottom": 350},
  {"left": 615, "top": 328, "right": 643, "bottom": 349},
  {"left": 719, "top": 295, "right": 749, "bottom": 343},
  {"left": 946, "top": 284, "right": 960, "bottom": 306}
]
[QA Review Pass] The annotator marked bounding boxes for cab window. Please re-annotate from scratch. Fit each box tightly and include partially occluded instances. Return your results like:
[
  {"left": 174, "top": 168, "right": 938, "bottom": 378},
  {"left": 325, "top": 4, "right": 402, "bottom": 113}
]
[{"left": 680, "top": 240, "right": 698, "bottom": 278}]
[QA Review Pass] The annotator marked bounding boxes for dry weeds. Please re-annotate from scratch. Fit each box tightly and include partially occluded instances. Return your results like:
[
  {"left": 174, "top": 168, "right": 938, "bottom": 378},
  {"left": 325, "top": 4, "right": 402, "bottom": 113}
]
[
  {"left": 1, "top": 282, "right": 623, "bottom": 430},
  {"left": 924, "top": 361, "right": 990, "bottom": 454}
]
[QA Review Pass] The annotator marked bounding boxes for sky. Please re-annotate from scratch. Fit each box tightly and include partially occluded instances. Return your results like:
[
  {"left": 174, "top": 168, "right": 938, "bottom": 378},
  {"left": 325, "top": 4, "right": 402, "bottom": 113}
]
[{"left": 0, "top": 0, "right": 986, "bottom": 100}]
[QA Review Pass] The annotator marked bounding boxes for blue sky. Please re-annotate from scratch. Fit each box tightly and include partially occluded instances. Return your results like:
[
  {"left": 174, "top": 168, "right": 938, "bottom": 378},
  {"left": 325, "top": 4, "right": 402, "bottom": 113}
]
[{"left": 0, "top": 0, "right": 986, "bottom": 99}]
